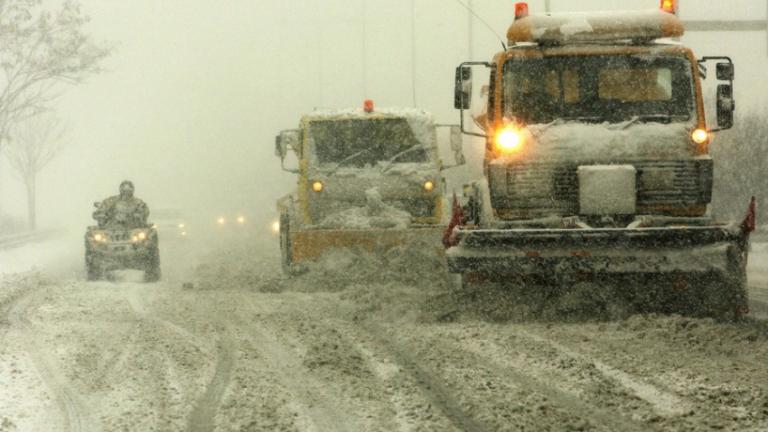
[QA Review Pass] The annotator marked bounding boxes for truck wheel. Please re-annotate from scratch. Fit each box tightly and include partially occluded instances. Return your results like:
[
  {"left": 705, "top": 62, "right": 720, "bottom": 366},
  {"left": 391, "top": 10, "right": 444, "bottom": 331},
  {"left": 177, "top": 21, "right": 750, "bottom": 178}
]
[
  {"left": 144, "top": 247, "right": 162, "bottom": 282},
  {"left": 85, "top": 253, "right": 103, "bottom": 281},
  {"left": 280, "top": 213, "right": 293, "bottom": 274}
]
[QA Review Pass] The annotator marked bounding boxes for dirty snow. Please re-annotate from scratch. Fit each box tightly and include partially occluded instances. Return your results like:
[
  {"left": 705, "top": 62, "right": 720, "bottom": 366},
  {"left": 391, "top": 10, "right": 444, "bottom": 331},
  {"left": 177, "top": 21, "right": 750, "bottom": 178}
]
[
  {"left": 0, "top": 233, "right": 767, "bottom": 431},
  {"left": 317, "top": 188, "right": 412, "bottom": 229}
]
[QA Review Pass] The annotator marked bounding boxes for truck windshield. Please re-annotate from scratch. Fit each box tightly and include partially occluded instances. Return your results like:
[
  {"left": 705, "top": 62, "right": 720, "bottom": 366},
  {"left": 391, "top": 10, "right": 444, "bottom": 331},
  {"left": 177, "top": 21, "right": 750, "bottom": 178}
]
[
  {"left": 310, "top": 118, "right": 427, "bottom": 167},
  {"left": 502, "top": 54, "right": 695, "bottom": 124}
]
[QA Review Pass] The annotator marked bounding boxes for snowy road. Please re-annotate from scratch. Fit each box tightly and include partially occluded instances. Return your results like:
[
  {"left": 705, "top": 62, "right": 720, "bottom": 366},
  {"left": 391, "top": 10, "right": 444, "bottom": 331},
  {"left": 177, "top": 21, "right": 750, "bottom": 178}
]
[{"left": 0, "top": 233, "right": 767, "bottom": 431}]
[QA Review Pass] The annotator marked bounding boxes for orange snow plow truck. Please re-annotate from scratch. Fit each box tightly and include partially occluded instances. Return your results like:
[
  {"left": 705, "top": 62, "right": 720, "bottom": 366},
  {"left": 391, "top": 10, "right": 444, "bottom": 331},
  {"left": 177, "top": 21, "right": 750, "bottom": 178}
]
[
  {"left": 275, "top": 102, "right": 466, "bottom": 273},
  {"left": 445, "top": 1, "right": 757, "bottom": 319}
]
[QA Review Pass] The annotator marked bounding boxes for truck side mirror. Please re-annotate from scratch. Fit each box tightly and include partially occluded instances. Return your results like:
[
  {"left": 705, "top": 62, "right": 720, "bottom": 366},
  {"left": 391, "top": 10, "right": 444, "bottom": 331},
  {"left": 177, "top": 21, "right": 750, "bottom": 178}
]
[
  {"left": 275, "top": 135, "right": 285, "bottom": 158},
  {"left": 454, "top": 66, "right": 472, "bottom": 110},
  {"left": 716, "top": 63, "right": 734, "bottom": 81},
  {"left": 276, "top": 129, "right": 301, "bottom": 173},
  {"left": 449, "top": 125, "right": 466, "bottom": 165},
  {"left": 716, "top": 84, "right": 734, "bottom": 130}
]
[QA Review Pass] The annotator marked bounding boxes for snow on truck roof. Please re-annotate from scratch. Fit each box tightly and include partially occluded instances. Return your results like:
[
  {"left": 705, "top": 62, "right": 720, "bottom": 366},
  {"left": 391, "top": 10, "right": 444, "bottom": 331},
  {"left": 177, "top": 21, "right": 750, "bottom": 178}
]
[
  {"left": 507, "top": 9, "right": 684, "bottom": 45},
  {"left": 302, "top": 107, "right": 434, "bottom": 123}
]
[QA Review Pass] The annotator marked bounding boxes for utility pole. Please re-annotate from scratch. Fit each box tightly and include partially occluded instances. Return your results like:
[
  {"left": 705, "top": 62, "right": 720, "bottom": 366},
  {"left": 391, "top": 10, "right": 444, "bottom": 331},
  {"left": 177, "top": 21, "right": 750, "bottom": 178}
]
[
  {"left": 467, "top": 0, "right": 473, "bottom": 59},
  {"left": 411, "top": 0, "right": 417, "bottom": 107},
  {"left": 361, "top": 0, "right": 368, "bottom": 99}
]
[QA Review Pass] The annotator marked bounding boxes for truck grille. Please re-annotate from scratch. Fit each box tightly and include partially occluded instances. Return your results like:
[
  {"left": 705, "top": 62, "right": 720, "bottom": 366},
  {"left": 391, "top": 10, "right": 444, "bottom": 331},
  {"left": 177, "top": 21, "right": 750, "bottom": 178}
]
[{"left": 489, "top": 159, "right": 712, "bottom": 216}]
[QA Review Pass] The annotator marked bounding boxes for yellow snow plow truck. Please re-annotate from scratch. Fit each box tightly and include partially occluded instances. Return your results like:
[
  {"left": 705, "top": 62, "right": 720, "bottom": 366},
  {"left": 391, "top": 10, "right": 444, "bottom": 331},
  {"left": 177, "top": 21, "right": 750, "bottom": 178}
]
[
  {"left": 445, "top": 1, "right": 757, "bottom": 319},
  {"left": 275, "top": 101, "right": 465, "bottom": 273}
]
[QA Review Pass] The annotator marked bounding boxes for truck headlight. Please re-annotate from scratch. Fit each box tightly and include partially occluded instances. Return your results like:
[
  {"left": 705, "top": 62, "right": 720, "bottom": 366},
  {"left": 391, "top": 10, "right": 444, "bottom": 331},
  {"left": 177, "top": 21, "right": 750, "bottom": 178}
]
[
  {"left": 691, "top": 128, "right": 709, "bottom": 145},
  {"left": 495, "top": 127, "right": 523, "bottom": 153}
]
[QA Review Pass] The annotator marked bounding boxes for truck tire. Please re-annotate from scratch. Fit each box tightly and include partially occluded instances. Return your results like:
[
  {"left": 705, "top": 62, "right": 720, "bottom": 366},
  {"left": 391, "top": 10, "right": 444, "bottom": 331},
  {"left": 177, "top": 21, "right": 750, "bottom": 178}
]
[
  {"left": 280, "top": 213, "right": 293, "bottom": 274},
  {"left": 144, "top": 246, "right": 161, "bottom": 282}
]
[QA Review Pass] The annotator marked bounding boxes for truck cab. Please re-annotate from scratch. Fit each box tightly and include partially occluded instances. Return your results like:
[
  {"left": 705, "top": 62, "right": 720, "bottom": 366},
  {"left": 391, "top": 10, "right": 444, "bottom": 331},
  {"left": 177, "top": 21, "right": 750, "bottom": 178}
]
[
  {"left": 446, "top": 2, "right": 755, "bottom": 319},
  {"left": 275, "top": 102, "right": 464, "bottom": 271}
]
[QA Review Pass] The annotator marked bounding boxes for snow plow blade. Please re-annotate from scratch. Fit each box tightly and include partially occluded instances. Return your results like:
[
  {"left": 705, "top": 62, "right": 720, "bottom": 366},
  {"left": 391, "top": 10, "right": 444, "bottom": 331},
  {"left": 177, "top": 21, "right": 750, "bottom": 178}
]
[
  {"left": 446, "top": 223, "right": 751, "bottom": 318},
  {"left": 290, "top": 225, "right": 445, "bottom": 263},
  {"left": 446, "top": 224, "right": 747, "bottom": 276}
]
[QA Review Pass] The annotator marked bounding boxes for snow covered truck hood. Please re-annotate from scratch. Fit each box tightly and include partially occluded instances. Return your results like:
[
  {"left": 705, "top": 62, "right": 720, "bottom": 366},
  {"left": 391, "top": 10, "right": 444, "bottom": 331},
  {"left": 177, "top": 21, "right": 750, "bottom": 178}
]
[{"left": 492, "top": 121, "right": 701, "bottom": 165}]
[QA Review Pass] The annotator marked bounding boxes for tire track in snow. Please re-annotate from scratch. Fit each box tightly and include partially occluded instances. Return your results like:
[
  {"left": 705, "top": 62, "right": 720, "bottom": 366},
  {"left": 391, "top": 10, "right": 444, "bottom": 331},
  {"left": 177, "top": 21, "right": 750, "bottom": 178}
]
[
  {"left": 517, "top": 329, "right": 692, "bottom": 418},
  {"left": 237, "top": 317, "right": 359, "bottom": 432},
  {"left": 8, "top": 292, "right": 94, "bottom": 432},
  {"left": 360, "top": 322, "right": 491, "bottom": 432},
  {"left": 186, "top": 335, "right": 235, "bottom": 432},
  {"left": 454, "top": 335, "right": 648, "bottom": 431}
]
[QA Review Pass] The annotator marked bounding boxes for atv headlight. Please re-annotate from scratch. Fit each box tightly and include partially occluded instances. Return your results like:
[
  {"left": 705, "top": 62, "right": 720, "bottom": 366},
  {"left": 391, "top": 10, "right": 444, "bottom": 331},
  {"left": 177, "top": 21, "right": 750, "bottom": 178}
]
[{"left": 132, "top": 230, "right": 148, "bottom": 243}]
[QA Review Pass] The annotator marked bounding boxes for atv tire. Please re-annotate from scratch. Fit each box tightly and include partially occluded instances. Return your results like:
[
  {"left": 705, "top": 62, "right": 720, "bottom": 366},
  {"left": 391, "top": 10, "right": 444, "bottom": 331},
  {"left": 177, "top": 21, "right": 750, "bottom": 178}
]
[
  {"left": 144, "top": 247, "right": 162, "bottom": 282},
  {"left": 85, "top": 253, "right": 103, "bottom": 281}
]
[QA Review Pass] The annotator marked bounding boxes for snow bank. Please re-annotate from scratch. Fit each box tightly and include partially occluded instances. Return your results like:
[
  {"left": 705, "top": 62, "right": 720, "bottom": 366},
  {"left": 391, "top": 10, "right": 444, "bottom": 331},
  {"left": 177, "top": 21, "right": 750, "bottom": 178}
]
[
  {"left": 317, "top": 188, "right": 412, "bottom": 230},
  {"left": 0, "top": 231, "right": 80, "bottom": 277}
]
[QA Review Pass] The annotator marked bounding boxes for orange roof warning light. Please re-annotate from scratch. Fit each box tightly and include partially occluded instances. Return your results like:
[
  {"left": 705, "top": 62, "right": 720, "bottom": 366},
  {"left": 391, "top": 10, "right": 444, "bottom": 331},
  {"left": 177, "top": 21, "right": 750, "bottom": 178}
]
[
  {"left": 661, "top": 0, "right": 677, "bottom": 15},
  {"left": 514, "top": 2, "right": 529, "bottom": 21}
]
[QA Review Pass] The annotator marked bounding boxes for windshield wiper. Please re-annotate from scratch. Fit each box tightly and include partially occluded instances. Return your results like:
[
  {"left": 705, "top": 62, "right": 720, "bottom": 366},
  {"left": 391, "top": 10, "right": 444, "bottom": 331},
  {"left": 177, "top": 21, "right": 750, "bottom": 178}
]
[
  {"left": 325, "top": 146, "right": 376, "bottom": 174},
  {"left": 380, "top": 144, "right": 434, "bottom": 173}
]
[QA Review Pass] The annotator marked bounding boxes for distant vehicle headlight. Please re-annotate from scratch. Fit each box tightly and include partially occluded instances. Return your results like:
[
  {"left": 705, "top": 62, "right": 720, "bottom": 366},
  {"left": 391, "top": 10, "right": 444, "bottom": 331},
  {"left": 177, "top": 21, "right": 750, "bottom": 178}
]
[
  {"left": 217, "top": 217, "right": 226, "bottom": 225},
  {"left": 271, "top": 219, "right": 280, "bottom": 234},
  {"left": 138, "top": 231, "right": 147, "bottom": 240},
  {"left": 237, "top": 216, "right": 246, "bottom": 224},
  {"left": 312, "top": 181, "right": 324, "bottom": 193},
  {"left": 178, "top": 223, "right": 185, "bottom": 229},
  {"left": 93, "top": 233, "right": 107, "bottom": 242},
  {"left": 423, "top": 181, "right": 435, "bottom": 192}
]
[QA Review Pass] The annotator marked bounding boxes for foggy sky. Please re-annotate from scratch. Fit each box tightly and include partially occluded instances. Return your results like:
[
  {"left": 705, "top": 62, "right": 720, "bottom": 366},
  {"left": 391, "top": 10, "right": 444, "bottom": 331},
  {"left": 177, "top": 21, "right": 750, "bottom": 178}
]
[{"left": 1, "top": 0, "right": 766, "bottom": 231}]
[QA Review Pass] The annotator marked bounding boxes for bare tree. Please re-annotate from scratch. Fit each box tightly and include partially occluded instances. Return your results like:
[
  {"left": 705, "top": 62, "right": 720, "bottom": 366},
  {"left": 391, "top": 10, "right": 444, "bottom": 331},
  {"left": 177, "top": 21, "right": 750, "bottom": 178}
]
[
  {"left": 4, "top": 113, "right": 65, "bottom": 230},
  {"left": 0, "top": 0, "right": 109, "bottom": 209}
]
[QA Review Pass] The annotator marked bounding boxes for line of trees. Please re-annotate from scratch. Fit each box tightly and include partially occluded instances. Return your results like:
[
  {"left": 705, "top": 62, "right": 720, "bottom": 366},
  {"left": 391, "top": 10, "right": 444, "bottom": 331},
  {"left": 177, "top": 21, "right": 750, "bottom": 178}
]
[{"left": 0, "top": 0, "right": 109, "bottom": 231}]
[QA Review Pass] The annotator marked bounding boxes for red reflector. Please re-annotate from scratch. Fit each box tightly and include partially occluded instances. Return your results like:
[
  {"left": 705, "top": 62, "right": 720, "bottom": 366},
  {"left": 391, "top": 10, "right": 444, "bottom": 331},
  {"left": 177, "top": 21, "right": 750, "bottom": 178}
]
[
  {"left": 363, "top": 99, "right": 374, "bottom": 113},
  {"left": 660, "top": 0, "right": 676, "bottom": 14},
  {"left": 570, "top": 250, "right": 591, "bottom": 257},
  {"left": 514, "top": 2, "right": 529, "bottom": 20}
]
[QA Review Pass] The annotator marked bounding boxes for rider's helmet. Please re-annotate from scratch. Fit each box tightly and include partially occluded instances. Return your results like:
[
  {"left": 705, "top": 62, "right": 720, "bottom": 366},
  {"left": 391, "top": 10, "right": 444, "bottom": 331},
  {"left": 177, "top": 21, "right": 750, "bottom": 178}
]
[{"left": 119, "top": 180, "right": 135, "bottom": 199}]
